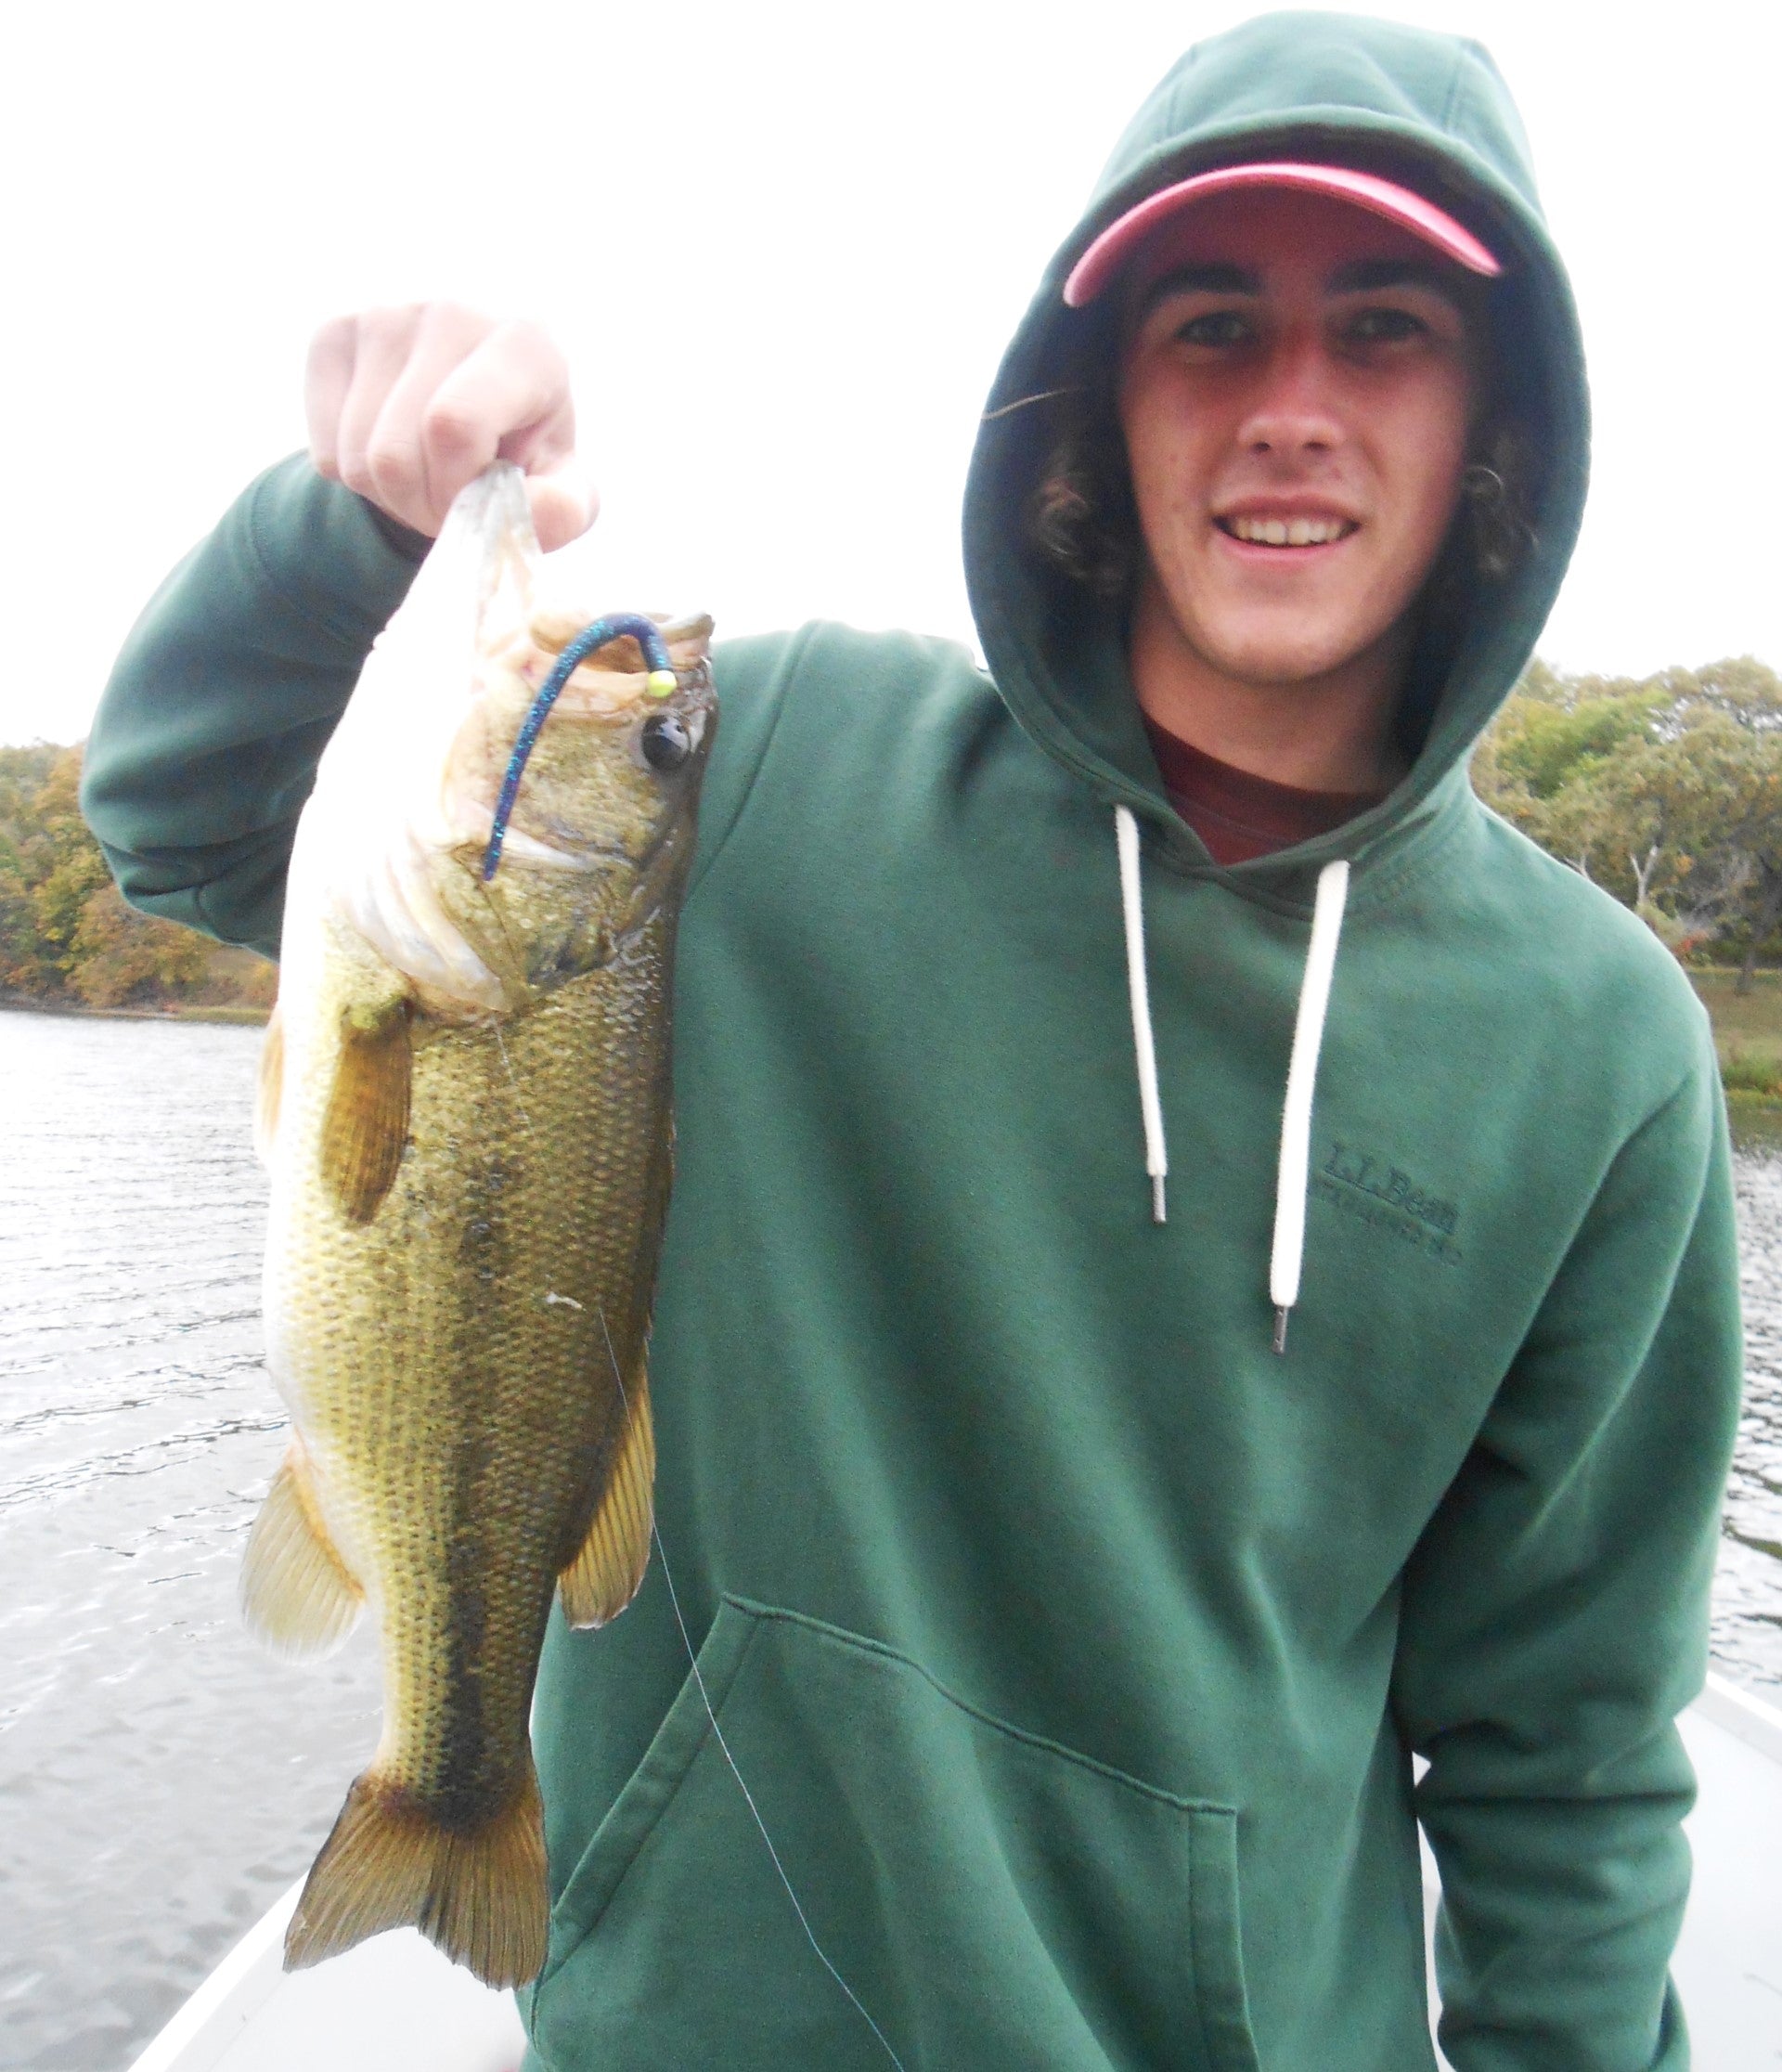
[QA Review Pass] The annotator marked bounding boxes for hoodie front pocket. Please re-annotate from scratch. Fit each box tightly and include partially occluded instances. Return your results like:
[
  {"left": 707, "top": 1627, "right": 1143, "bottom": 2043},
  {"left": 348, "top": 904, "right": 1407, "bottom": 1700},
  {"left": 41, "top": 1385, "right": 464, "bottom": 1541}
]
[{"left": 529, "top": 1598, "right": 1261, "bottom": 2072}]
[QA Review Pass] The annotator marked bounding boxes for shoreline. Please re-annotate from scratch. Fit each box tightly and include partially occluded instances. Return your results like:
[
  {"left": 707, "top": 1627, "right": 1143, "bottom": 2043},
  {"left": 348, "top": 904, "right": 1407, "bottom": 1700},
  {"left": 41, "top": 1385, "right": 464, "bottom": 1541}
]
[
  {"left": 1689, "top": 967, "right": 1782, "bottom": 1147},
  {"left": 7, "top": 979, "right": 1782, "bottom": 1139},
  {"left": 0, "top": 997, "right": 269, "bottom": 1028},
  {"left": 1725, "top": 1089, "right": 1782, "bottom": 1149}
]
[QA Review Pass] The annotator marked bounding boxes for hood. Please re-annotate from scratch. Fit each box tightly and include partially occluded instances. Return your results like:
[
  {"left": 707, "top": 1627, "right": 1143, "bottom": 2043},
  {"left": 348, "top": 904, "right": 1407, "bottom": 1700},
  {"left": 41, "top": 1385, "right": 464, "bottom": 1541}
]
[{"left": 962, "top": 9, "right": 1590, "bottom": 895}]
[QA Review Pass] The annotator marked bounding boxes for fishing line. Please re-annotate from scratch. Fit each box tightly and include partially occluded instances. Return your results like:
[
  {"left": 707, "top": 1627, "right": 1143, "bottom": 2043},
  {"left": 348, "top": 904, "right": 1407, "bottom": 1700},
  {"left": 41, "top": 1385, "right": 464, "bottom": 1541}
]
[
  {"left": 492, "top": 1025, "right": 536, "bottom": 1139},
  {"left": 593, "top": 1307, "right": 910, "bottom": 2072}
]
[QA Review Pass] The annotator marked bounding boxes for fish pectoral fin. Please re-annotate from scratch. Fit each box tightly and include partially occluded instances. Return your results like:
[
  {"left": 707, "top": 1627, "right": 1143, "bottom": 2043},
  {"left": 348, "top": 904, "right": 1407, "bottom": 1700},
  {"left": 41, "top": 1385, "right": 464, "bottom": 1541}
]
[
  {"left": 240, "top": 1444, "right": 364, "bottom": 1659},
  {"left": 559, "top": 1374, "right": 656, "bottom": 1629},
  {"left": 320, "top": 998, "right": 412, "bottom": 1224},
  {"left": 254, "top": 1004, "right": 284, "bottom": 1166}
]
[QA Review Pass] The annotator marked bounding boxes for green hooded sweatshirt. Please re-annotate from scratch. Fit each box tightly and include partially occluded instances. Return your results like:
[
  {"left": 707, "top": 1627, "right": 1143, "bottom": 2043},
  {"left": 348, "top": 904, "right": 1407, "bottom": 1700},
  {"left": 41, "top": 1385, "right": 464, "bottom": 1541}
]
[{"left": 83, "top": 14, "right": 1742, "bottom": 2069}]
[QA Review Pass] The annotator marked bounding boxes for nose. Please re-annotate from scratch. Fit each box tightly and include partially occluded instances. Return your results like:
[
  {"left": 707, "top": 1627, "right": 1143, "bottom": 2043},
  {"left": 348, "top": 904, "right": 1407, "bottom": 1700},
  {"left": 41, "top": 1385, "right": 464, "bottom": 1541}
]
[{"left": 1236, "top": 326, "right": 1343, "bottom": 461}]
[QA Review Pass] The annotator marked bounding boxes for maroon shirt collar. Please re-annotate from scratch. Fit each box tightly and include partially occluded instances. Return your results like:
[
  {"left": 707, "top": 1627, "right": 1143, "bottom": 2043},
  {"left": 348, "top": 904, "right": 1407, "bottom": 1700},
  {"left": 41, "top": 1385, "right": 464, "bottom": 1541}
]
[{"left": 1140, "top": 712, "right": 1386, "bottom": 865}]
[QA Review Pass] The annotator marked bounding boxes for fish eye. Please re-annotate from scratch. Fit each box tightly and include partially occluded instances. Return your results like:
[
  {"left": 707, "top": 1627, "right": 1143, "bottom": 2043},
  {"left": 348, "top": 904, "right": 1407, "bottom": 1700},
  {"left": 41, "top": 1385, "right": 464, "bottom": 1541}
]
[{"left": 639, "top": 711, "right": 692, "bottom": 772}]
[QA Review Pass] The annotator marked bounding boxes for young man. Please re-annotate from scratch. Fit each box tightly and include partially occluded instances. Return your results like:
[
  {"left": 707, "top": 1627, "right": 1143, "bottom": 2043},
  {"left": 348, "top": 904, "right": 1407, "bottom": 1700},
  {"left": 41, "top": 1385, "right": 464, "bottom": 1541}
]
[{"left": 84, "top": 14, "right": 1741, "bottom": 2070}]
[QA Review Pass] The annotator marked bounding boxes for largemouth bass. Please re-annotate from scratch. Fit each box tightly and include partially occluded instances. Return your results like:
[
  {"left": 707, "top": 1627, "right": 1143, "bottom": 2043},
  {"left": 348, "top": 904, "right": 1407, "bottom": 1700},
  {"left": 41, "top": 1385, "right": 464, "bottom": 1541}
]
[{"left": 244, "top": 461, "right": 716, "bottom": 1988}]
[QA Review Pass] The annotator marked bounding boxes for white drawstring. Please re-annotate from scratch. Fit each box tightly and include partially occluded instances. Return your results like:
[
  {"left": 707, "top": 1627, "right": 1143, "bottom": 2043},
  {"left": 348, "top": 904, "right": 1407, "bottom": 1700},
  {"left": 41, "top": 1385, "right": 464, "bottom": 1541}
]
[
  {"left": 1115, "top": 806, "right": 1169, "bottom": 1224},
  {"left": 1113, "top": 814, "right": 1350, "bottom": 1344},
  {"left": 1270, "top": 861, "right": 1350, "bottom": 1353}
]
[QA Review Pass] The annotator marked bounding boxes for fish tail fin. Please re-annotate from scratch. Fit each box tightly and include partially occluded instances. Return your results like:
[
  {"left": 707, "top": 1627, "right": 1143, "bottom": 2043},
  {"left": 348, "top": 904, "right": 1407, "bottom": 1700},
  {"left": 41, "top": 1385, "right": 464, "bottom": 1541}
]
[{"left": 285, "top": 1761, "right": 548, "bottom": 1988}]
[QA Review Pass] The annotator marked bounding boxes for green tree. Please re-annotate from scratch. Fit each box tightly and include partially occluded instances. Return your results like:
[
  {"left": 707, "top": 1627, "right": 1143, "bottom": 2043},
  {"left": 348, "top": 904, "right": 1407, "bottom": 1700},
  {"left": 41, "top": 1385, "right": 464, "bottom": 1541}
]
[
  {"left": 1477, "top": 658, "right": 1782, "bottom": 991},
  {"left": 1476, "top": 669, "right": 1660, "bottom": 811}
]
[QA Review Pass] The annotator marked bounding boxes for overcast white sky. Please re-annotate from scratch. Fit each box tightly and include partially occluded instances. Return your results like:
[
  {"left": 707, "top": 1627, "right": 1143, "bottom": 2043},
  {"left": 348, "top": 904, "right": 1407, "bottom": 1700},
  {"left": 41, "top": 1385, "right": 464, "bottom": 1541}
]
[{"left": 6, "top": 0, "right": 1776, "bottom": 746}]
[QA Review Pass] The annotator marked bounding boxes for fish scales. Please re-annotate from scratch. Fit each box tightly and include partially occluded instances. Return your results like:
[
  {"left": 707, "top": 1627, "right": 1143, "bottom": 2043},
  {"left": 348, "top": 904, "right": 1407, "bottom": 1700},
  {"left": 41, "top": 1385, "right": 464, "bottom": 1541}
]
[
  {"left": 242, "top": 461, "right": 715, "bottom": 1988},
  {"left": 272, "top": 950, "right": 669, "bottom": 1800}
]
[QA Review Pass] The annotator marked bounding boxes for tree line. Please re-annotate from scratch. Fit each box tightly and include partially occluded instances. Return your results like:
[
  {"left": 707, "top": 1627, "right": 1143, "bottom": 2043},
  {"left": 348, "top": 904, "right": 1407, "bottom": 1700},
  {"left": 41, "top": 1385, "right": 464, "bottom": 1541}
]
[
  {"left": 1472, "top": 655, "right": 1782, "bottom": 991},
  {"left": 0, "top": 745, "right": 274, "bottom": 1013},
  {"left": 4, "top": 656, "right": 1781, "bottom": 1015}
]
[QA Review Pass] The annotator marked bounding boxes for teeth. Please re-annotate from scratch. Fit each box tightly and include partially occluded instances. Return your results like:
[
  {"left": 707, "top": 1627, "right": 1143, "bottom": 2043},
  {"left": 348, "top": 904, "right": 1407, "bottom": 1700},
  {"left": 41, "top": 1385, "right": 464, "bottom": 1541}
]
[{"left": 1227, "top": 515, "right": 1350, "bottom": 546}]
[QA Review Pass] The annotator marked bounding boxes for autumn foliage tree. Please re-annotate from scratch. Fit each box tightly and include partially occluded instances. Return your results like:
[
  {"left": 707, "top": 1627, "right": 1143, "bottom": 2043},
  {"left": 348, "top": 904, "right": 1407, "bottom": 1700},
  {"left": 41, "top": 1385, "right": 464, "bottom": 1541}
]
[
  {"left": 5, "top": 665, "right": 1781, "bottom": 1014},
  {"left": 0, "top": 744, "right": 272, "bottom": 1012}
]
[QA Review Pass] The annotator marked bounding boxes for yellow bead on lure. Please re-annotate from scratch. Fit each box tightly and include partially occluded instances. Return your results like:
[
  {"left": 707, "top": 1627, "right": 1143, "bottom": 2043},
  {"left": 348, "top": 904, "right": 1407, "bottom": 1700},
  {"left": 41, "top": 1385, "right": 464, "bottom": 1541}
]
[{"left": 244, "top": 461, "right": 716, "bottom": 1988}]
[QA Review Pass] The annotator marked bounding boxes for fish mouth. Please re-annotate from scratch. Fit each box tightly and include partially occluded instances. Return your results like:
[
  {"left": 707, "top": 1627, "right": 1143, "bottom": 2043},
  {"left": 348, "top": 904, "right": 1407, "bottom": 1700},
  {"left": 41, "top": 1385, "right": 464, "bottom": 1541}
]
[
  {"left": 517, "top": 611, "right": 717, "bottom": 719},
  {"left": 530, "top": 606, "right": 716, "bottom": 661}
]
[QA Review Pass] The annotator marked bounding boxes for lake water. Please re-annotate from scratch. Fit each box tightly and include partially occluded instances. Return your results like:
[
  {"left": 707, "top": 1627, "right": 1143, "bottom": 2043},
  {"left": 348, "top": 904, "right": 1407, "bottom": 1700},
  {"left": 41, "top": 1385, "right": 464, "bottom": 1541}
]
[{"left": 2, "top": 1006, "right": 1779, "bottom": 2071}]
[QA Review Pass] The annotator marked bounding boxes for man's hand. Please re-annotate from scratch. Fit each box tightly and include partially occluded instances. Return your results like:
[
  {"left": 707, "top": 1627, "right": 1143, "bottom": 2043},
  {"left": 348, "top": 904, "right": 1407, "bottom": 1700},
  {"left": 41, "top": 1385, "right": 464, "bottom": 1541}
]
[{"left": 305, "top": 304, "right": 598, "bottom": 552}]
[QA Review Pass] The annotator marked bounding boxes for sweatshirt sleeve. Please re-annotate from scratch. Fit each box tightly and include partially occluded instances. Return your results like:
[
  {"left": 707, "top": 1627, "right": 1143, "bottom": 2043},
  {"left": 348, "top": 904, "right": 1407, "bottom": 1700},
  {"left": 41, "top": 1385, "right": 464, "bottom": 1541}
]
[
  {"left": 80, "top": 455, "right": 427, "bottom": 958},
  {"left": 1390, "top": 1042, "right": 1743, "bottom": 2072}
]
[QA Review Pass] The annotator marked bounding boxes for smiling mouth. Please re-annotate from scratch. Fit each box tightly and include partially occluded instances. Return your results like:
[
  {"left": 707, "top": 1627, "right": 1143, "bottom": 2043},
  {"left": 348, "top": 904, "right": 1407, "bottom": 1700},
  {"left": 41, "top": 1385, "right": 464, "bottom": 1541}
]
[{"left": 1217, "top": 515, "right": 1358, "bottom": 548}]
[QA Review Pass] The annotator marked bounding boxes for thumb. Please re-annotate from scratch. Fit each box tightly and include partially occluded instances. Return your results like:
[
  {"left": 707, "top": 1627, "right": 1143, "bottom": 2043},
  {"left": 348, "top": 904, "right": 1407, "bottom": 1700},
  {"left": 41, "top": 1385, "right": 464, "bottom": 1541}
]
[{"left": 525, "top": 462, "right": 600, "bottom": 553}]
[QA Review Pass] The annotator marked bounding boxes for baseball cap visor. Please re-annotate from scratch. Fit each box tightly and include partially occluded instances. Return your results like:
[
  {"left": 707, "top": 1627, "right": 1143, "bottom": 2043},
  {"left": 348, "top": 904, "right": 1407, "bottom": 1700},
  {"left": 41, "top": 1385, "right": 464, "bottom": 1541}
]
[{"left": 1062, "top": 162, "right": 1502, "bottom": 308}]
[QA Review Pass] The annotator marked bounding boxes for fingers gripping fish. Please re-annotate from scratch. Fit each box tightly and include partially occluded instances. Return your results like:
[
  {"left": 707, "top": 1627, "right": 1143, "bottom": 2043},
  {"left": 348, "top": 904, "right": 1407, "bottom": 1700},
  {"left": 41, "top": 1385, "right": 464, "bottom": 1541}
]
[{"left": 242, "top": 461, "right": 716, "bottom": 1988}]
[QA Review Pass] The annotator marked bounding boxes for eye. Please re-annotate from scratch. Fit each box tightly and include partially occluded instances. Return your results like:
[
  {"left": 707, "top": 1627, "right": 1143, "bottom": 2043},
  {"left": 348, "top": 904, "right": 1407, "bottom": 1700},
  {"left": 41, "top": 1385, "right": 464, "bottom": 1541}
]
[
  {"left": 639, "top": 711, "right": 692, "bottom": 772},
  {"left": 1345, "top": 307, "right": 1427, "bottom": 346},
  {"left": 1174, "top": 309, "right": 1251, "bottom": 349}
]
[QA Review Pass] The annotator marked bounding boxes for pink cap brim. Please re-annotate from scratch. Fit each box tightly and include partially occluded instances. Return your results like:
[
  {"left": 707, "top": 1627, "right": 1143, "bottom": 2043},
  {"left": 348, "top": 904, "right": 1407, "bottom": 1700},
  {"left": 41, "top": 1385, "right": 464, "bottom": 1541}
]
[{"left": 1063, "top": 162, "right": 1501, "bottom": 309}]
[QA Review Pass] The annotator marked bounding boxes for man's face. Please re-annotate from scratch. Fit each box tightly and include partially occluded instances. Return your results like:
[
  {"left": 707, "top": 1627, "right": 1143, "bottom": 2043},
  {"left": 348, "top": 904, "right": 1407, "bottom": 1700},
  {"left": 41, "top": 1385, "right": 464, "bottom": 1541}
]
[{"left": 1117, "top": 188, "right": 1480, "bottom": 694}]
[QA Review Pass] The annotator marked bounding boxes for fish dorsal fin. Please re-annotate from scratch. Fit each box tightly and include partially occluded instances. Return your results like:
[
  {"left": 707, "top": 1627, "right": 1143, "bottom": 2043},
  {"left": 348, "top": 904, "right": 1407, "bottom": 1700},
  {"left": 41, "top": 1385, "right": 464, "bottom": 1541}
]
[
  {"left": 255, "top": 1004, "right": 285, "bottom": 1166},
  {"left": 321, "top": 1001, "right": 413, "bottom": 1224},
  {"left": 559, "top": 1373, "right": 656, "bottom": 1628},
  {"left": 240, "top": 1444, "right": 364, "bottom": 1659}
]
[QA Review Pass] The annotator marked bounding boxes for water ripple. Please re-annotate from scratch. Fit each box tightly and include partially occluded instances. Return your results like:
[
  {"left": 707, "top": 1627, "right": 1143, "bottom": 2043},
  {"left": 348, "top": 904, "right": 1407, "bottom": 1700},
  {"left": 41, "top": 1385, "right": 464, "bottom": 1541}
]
[
  {"left": 2, "top": 1005, "right": 1778, "bottom": 2070},
  {"left": 0, "top": 1011, "right": 380, "bottom": 2072}
]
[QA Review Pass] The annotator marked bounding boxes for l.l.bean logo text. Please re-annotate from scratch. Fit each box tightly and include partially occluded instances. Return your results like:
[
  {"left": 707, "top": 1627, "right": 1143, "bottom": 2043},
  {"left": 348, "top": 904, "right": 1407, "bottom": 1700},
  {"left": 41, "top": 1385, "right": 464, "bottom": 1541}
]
[{"left": 1314, "top": 1141, "right": 1463, "bottom": 1265}]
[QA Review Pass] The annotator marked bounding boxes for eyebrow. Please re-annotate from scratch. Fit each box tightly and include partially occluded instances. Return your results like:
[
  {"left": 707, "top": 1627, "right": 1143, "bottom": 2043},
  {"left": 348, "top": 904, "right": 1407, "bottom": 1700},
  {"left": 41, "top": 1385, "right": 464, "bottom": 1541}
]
[
  {"left": 1133, "top": 254, "right": 1468, "bottom": 323},
  {"left": 1324, "top": 257, "right": 1466, "bottom": 304},
  {"left": 1132, "top": 263, "right": 1261, "bottom": 319}
]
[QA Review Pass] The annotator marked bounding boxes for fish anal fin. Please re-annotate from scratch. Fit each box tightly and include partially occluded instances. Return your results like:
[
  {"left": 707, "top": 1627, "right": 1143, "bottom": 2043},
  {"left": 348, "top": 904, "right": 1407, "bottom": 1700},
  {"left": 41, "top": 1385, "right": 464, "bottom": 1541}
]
[
  {"left": 285, "top": 1762, "right": 547, "bottom": 1989},
  {"left": 254, "top": 1004, "right": 284, "bottom": 1167},
  {"left": 240, "top": 1444, "right": 364, "bottom": 1660},
  {"left": 559, "top": 1376, "right": 655, "bottom": 1629},
  {"left": 320, "top": 998, "right": 412, "bottom": 1224}
]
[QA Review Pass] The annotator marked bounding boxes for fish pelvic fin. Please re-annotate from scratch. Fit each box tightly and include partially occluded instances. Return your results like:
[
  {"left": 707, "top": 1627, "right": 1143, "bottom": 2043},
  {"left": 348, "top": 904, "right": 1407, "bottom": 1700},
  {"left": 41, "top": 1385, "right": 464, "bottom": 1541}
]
[
  {"left": 285, "top": 1762, "right": 548, "bottom": 1989},
  {"left": 320, "top": 997, "right": 412, "bottom": 1224},
  {"left": 254, "top": 1004, "right": 284, "bottom": 1167},
  {"left": 558, "top": 1371, "right": 656, "bottom": 1629},
  {"left": 240, "top": 1444, "right": 365, "bottom": 1660}
]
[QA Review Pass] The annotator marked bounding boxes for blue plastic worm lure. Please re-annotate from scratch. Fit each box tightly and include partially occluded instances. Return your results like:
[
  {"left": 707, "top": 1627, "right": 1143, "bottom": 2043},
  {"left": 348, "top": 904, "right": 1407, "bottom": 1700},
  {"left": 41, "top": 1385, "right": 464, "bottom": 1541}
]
[{"left": 481, "top": 615, "right": 678, "bottom": 882}]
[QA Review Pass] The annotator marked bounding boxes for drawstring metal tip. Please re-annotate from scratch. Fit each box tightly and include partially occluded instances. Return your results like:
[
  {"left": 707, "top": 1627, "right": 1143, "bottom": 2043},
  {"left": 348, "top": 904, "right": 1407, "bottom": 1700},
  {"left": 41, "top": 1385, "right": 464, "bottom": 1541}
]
[
  {"left": 1271, "top": 1306, "right": 1290, "bottom": 1356},
  {"left": 1151, "top": 1174, "right": 1167, "bottom": 1225}
]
